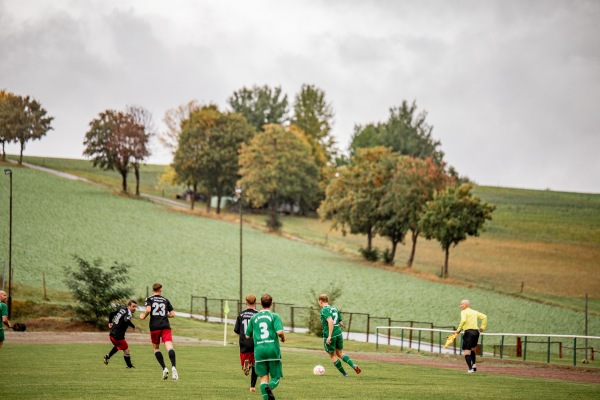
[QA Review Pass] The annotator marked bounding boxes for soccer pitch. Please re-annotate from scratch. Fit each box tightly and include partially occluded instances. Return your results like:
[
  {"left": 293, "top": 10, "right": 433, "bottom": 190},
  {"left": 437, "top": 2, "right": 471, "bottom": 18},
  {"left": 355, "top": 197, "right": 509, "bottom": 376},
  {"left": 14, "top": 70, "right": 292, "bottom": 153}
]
[{"left": 3, "top": 344, "right": 598, "bottom": 399}]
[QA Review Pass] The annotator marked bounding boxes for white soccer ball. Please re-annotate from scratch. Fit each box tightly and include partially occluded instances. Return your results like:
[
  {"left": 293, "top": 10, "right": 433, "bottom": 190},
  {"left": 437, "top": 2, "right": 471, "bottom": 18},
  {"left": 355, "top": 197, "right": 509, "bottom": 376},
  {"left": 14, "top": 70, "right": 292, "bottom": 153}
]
[{"left": 313, "top": 365, "right": 325, "bottom": 375}]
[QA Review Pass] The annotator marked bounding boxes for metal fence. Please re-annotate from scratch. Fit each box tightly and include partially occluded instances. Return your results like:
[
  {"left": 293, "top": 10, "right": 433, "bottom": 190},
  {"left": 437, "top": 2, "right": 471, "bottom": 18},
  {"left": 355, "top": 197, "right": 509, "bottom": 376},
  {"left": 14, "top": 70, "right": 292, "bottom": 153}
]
[{"left": 375, "top": 326, "right": 600, "bottom": 367}]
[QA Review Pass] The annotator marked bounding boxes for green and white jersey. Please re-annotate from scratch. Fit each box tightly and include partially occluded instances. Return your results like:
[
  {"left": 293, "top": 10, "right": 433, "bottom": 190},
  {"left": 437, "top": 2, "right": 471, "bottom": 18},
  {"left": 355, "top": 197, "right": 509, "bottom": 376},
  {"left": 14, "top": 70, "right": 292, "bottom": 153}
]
[
  {"left": 246, "top": 310, "right": 284, "bottom": 362},
  {"left": 320, "top": 305, "right": 343, "bottom": 338},
  {"left": 0, "top": 302, "right": 7, "bottom": 331}
]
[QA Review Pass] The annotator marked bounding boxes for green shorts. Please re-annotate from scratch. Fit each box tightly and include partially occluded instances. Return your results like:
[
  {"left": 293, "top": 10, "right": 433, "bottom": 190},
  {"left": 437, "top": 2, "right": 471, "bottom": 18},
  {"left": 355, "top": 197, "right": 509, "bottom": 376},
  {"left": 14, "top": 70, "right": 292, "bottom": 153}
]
[
  {"left": 0, "top": 328, "right": 4, "bottom": 343},
  {"left": 323, "top": 335, "right": 344, "bottom": 353},
  {"left": 255, "top": 360, "right": 283, "bottom": 379}
]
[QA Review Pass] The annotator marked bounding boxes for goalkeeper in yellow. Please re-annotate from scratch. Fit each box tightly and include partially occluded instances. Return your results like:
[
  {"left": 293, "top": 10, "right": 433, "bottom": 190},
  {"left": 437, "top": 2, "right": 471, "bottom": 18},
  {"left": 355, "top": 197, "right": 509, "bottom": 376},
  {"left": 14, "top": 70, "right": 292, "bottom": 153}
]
[
  {"left": 455, "top": 299, "right": 487, "bottom": 373},
  {"left": 318, "top": 294, "right": 361, "bottom": 377}
]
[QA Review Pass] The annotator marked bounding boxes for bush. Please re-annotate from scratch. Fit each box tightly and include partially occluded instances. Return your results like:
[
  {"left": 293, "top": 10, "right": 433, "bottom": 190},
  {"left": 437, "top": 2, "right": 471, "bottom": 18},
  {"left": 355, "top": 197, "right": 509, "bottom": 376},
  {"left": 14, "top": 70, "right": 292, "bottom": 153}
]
[
  {"left": 306, "top": 284, "right": 343, "bottom": 336},
  {"left": 63, "top": 255, "right": 133, "bottom": 327},
  {"left": 359, "top": 247, "right": 380, "bottom": 262},
  {"left": 382, "top": 248, "right": 394, "bottom": 265}
]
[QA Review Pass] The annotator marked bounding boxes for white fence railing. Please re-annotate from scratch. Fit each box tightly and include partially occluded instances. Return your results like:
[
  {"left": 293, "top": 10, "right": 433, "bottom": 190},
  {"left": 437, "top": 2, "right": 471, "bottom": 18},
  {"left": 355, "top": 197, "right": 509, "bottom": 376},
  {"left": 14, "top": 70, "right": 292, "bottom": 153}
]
[{"left": 375, "top": 326, "right": 600, "bottom": 367}]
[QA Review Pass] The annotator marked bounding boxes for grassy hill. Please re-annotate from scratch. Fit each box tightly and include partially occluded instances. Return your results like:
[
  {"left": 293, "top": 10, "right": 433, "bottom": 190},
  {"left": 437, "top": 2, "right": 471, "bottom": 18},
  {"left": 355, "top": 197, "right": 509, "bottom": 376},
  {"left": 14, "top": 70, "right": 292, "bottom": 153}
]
[{"left": 2, "top": 156, "right": 599, "bottom": 338}]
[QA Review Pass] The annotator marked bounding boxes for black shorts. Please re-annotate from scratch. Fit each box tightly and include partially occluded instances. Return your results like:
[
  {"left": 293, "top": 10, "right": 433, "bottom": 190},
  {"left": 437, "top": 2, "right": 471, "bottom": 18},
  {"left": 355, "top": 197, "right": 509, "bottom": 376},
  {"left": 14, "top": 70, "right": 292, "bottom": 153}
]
[{"left": 462, "top": 329, "right": 480, "bottom": 350}]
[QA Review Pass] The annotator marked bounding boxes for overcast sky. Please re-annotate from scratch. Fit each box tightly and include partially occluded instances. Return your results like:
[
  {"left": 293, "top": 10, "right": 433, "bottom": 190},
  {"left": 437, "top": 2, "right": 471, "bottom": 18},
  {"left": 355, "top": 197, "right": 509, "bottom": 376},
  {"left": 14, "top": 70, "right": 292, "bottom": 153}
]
[{"left": 1, "top": 0, "right": 599, "bottom": 193}]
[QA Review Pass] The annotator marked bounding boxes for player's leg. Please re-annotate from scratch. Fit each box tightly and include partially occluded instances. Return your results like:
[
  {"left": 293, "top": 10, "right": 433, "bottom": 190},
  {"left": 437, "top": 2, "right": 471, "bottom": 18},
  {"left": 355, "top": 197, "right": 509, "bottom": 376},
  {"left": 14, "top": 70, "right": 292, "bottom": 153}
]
[
  {"left": 470, "top": 346, "right": 477, "bottom": 371},
  {"left": 123, "top": 345, "right": 134, "bottom": 368},
  {"left": 163, "top": 330, "right": 177, "bottom": 381},
  {"left": 255, "top": 362, "right": 273, "bottom": 399},
  {"left": 337, "top": 337, "right": 361, "bottom": 374},
  {"left": 327, "top": 337, "right": 347, "bottom": 376},
  {"left": 151, "top": 331, "right": 169, "bottom": 379}
]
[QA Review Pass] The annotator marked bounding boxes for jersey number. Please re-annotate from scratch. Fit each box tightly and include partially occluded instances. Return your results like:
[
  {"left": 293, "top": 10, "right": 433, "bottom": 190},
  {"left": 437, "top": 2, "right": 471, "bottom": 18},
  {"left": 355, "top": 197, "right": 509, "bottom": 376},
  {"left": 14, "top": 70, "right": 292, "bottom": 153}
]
[
  {"left": 152, "top": 302, "right": 166, "bottom": 316},
  {"left": 331, "top": 310, "right": 339, "bottom": 324},
  {"left": 259, "top": 322, "right": 270, "bottom": 339}
]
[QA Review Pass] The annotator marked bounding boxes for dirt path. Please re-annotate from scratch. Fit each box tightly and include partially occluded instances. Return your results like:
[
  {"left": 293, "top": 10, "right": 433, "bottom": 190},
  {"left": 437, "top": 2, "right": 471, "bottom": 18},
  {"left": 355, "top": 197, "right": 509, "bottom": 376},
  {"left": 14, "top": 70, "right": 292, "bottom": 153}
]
[{"left": 7, "top": 331, "right": 599, "bottom": 384}]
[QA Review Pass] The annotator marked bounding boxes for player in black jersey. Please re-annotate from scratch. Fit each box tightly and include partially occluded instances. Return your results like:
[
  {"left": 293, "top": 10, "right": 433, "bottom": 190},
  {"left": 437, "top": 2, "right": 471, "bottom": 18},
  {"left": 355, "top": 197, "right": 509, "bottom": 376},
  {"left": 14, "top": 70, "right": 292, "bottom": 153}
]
[
  {"left": 140, "top": 283, "right": 178, "bottom": 381},
  {"left": 234, "top": 294, "right": 259, "bottom": 392},
  {"left": 103, "top": 299, "right": 137, "bottom": 368}
]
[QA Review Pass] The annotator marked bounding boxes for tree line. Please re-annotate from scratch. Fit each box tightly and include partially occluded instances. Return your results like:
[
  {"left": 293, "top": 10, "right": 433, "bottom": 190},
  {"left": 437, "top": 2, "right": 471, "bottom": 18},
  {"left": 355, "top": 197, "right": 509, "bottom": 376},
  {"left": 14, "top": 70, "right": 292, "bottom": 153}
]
[{"left": 0, "top": 84, "right": 495, "bottom": 276}]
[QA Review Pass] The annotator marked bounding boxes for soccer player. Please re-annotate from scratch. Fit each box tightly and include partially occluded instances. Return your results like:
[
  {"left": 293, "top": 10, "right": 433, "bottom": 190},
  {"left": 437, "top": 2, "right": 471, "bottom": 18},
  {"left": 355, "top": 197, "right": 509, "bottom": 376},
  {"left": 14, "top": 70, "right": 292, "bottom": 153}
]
[
  {"left": 246, "top": 294, "right": 286, "bottom": 400},
  {"left": 140, "top": 282, "right": 178, "bottom": 381},
  {"left": 318, "top": 294, "right": 361, "bottom": 377},
  {"left": 0, "top": 290, "right": 13, "bottom": 350},
  {"left": 103, "top": 299, "right": 137, "bottom": 368},
  {"left": 234, "top": 294, "right": 259, "bottom": 393},
  {"left": 455, "top": 299, "right": 487, "bottom": 373}
]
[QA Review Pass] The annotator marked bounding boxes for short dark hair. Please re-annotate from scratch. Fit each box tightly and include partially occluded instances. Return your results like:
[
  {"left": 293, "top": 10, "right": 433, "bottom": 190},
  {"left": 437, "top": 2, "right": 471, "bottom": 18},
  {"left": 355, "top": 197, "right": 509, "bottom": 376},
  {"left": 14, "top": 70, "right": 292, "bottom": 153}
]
[
  {"left": 127, "top": 299, "right": 137, "bottom": 306},
  {"left": 152, "top": 283, "right": 163, "bottom": 292},
  {"left": 319, "top": 294, "right": 328, "bottom": 303},
  {"left": 261, "top": 294, "right": 273, "bottom": 308}
]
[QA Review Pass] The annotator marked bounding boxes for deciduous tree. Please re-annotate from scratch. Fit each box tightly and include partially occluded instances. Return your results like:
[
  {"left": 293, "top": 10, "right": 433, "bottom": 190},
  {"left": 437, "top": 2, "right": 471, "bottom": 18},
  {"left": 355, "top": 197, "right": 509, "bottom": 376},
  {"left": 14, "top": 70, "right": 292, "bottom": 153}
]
[
  {"left": 228, "top": 85, "right": 288, "bottom": 132},
  {"left": 238, "top": 124, "right": 319, "bottom": 230},
  {"left": 381, "top": 157, "right": 450, "bottom": 266},
  {"left": 419, "top": 184, "right": 495, "bottom": 277},
  {"left": 319, "top": 147, "right": 396, "bottom": 253},
  {"left": 126, "top": 105, "right": 153, "bottom": 196},
  {"left": 83, "top": 109, "right": 147, "bottom": 193},
  {"left": 0, "top": 91, "right": 54, "bottom": 164}
]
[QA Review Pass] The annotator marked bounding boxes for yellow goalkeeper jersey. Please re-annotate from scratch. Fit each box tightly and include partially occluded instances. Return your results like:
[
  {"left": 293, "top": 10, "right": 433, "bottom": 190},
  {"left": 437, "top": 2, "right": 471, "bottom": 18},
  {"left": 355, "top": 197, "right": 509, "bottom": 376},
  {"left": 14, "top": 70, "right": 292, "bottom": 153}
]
[{"left": 457, "top": 308, "right": 487, "bottom": 331}]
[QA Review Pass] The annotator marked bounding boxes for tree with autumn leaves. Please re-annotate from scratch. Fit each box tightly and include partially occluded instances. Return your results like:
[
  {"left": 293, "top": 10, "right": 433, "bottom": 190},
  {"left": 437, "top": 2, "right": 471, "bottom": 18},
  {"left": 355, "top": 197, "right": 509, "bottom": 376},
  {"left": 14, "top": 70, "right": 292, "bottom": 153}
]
[
  {"left": 83, "top": 107, "right": 152, "bottom": 195},
  {"left": 0, "top": 90, "right": 54, "bottom": 164}
]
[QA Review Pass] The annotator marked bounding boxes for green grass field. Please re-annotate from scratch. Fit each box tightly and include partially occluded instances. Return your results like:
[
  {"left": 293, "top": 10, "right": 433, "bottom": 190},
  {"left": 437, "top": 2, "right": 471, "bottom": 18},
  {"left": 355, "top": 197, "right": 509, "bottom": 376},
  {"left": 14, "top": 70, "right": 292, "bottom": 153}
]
[{"left": 3, "top": 342, "right": 599, "bottom": 400}]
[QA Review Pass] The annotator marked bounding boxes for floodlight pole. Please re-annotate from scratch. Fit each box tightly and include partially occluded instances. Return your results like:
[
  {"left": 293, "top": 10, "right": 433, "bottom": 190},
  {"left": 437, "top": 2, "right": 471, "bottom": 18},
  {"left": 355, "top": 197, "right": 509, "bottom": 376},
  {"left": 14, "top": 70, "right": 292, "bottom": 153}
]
[
  {"left": 4, "top": 169, "right": 13, "bottom": 317},
  {"left": 235, "top": 186, "right": 243, "bottom": 312}
]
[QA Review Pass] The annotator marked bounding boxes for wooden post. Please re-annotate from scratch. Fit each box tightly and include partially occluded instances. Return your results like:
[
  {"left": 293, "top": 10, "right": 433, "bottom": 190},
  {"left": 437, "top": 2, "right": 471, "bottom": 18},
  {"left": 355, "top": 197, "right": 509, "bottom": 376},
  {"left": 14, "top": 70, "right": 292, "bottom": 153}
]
[{"left": 42, "top": 271, "right": 49, "bottom": 301}]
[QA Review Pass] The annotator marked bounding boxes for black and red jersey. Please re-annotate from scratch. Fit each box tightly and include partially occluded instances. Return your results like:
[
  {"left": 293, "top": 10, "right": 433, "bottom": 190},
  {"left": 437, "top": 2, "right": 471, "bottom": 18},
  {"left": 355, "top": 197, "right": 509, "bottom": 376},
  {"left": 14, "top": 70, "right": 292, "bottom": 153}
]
[{"left": 144, "top": 295, "right": 174, "bottom": 331}]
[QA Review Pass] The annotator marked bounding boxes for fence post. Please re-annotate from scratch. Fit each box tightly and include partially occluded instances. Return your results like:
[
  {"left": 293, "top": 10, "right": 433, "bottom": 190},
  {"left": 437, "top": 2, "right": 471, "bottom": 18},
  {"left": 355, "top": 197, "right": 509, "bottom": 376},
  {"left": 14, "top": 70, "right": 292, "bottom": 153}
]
[
  {"left": 387, "top": 318, "right": 391, "bottom": 345},
  {"left": 366, "top": 315, "right": 370, "bottom": 343},
  {"left": 524, "top": 336, "right": 528, "bottom": 361},
  {"left": 573, "top": 337, "right": 577, "bottom": 366},
  {"left": 500, "top": 335, "right": 504, "bottom": 359},
  {"left": 376, "top": 327, "right": 379, "bottom": 351},
  {"left": 547, "top": 336, "right": 551, "bottom": 363},
  {"left": 346, "top": 313, "right": 353, "bottom": 340},
  {"left": 190, "top": 295, "right": 193, "bottom": 318},
  {"left": 204, "top": 297, "right": 208, "bottom": 322}
]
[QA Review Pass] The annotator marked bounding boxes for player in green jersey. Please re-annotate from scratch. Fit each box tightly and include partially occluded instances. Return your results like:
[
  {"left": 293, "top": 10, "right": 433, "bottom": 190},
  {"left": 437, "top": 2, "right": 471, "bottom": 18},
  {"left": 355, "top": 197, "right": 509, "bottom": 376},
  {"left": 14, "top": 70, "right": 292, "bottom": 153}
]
[
  {"left": 1, "top": 290, "right": 13, "bottom": 350},
  {"left": 318, "top": 294, "right": 361, "bottom": 377},
  {"left": 246, "top": 294, "right": 286, "bottom": 400}
]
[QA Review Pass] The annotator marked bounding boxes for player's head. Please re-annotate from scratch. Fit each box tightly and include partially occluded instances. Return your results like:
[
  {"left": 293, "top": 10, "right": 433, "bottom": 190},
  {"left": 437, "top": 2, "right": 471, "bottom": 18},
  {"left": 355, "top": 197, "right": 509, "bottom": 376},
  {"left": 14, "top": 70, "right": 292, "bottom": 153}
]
[
  {"left": 127, "top": 299, "right": 138, "bottom": 312},
  {"left": 261, "top": 294, "right": 273, "bottom": 308},
  {"left": 460, "top": 299, "right": 470, "bottom": 310},
  {"left": 0, "top": 290, "right": 6, "bottom": 302},
  {"left": 246, "top": 294, "right": 256, "bottom": 306},
  {"left": 318, "top": 294, "right": 328, "bottom": 307},
  {"left": 152, "top": 283, "right": 163, "bottom": 293}
]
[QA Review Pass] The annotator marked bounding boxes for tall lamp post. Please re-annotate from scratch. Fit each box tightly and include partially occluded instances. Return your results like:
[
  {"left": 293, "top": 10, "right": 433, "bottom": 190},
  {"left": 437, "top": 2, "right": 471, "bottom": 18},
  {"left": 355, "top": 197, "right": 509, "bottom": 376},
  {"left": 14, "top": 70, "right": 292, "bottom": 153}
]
[
  {"left": 235, "top": 186, "right": 243, "bottom": 312},
  {"left": 4, "top": 169, "right": 13, "bottom": 317}
]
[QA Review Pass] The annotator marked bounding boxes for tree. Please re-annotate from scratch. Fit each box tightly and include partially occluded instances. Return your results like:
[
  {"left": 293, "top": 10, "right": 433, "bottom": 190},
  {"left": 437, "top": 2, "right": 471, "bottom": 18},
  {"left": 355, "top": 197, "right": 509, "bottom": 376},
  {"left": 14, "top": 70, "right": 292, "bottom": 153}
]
[
  {"left": 238, "top": 124, "right": 319, "bottom": 230},
  {"left": 83, "top": 109, "right": 148, "bottom": 193},
  {"left": 350, "top": 100, "right": 444, "bottom": 165},
  {"left": 227, "top": 85, "right": 289, "bottom": 132},
  {"left": 161, "top": 100, "right": 201, "bottom": 154},
  {"left": 171, "top": 105, "right": 255, "bottom": 213},
  {"left": 319, "top": 147, "right": 397, "bottom": 254},
  {"left": 0, "top": 91, "right": 54, "bottom": 164},
  {"left": 126, "top": 105, "right": 153, "bottom": 196},
  {"left": 381, "top": 156, "right": 450, "bottom": 266},
  {"left": 63, "top": 255, "right": 133, "bottom": 327},
  {"left": 419, "top": 184, "right": 496, "bottom": 277},
  {"left": 291, "top": 84, "right": 337, "bottom": 211},
  {"left": 0, "top": 89, "right": 17, "bottom": 160}
]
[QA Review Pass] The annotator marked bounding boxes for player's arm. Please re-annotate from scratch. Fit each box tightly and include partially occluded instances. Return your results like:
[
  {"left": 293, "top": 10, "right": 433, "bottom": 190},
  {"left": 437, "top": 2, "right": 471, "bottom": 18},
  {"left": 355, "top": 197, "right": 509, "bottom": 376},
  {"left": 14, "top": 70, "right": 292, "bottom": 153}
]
[
  {"left": 167, "top": 310, "right": 175, "bottom": 318},
  {"left": 455, "top": 311, "right": 466, "bottom": 334},
  {"left": 478, "top": 312, "right": 488, "bottom": 332},
  {"left": 277, "top": 329, "right": 286, "bottom": 343},
  {"left": 139, "top": 305, "right": 151, "bottom": 320},
  {"left": 2, "top": 315, "right": 11, "bottom": 329},
  {"left": 326, "top": 316, "right": 334, "bottom": 343}
]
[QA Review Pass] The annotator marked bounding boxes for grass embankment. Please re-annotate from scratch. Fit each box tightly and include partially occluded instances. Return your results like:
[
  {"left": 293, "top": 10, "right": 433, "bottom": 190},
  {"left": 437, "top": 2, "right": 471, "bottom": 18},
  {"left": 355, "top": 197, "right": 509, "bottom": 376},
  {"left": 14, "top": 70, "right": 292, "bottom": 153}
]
[{"left": 3, "top": 157, "right": 599, "bottom": 336}]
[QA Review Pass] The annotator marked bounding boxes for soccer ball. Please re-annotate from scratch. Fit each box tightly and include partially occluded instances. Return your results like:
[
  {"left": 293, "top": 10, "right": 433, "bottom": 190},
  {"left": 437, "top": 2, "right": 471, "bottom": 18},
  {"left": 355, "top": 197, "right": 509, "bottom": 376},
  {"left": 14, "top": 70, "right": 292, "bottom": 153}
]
[{"left": 313, "top": 365, "right": 325, "bottom": 375}]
